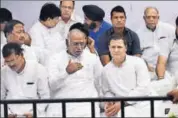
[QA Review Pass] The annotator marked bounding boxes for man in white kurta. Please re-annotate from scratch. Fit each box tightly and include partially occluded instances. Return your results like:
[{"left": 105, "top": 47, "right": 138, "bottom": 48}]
[
  {"left": 47, "top": 23, "right": 103, "bottom": 117},
  {"left": 136, "top": 7, "right": 175, "bottom": 71},
  {"left": 51, "top": 1, "right": 83, "bottom": 39},
  {"left": 1, "top": 43, "right": 50, "bottom": 117},
  {"left": 100, "top": 34, "right": 163, "bottom": 117},
  {"left": 136, "top": 7, "right": 176, "bottom": 96},
  {"left": 28, "top": 3, "right": 66, "bottom": 54},
  {"left": 1, "top": 19, "right": 50, "bottom": 67}
]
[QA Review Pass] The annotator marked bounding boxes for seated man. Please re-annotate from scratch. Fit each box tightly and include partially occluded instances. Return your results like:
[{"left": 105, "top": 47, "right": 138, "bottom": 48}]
[
  {"left": 82, "top": 4, "right": 112, "bottom": 50},
  {"left": 2, "top": 19, "right": 49, "bottom": 67},
  {"left": 156, "top": 16, "right": 178, "bottom": 78},
  {"left": 100, "top": 34, "right": 162, "bottom": 117},
  {"left": 136, "top": 7, "right": 175, "bottom": 75},
  {"left": 46, "top": 23, "right": 103, "bottom": 117},
  {"left": 97, "top": 5, "right": 142, "bottom": 66},
  {"left": 1, "top": 43, "right": 50, "bottom": 117}
]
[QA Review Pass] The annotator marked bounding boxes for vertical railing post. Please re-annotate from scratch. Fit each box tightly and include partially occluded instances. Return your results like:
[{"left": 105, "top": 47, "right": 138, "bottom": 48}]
[
  {"left": 33, "top": 102, "right": 37, "bottom": 118},
  {"left": 150, "top": 100, "right": 154, "bottom": 118},
  {"left": 4, "top": 103, "right": 8, "bottom": 118},
  {"left": 62, "top": 102, "right": 66, "bottom": 118},
  {"left": 121, "top": 101, "right": 125, "bottom": 118},
  {"left": 91, "top": 101, "right": 95, "bottom": 118}
]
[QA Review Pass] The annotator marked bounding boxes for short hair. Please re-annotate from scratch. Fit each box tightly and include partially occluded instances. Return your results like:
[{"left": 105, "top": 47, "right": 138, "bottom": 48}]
[
  {"left": 111, "top": 5, "right": 126, "bottom": 18},
  {"left": 144, "top": 7, "right": 159, "bottom": 16},
  {"left": 2, "top": 42, "right": 24, "bottom": 58},
  {"left": 176, "top": 16, "right": 178, "bottom": 26},
  {"left": 39, "top": 3, "right": 61, "bottom": 21},
  {"left": 69, "top": 22, "right": 89, "bottom": 37},
  {"left": 109, "top": 34, "right": 127, "bottom": 48},
  {"left": 4, "top": 19, "right": 24, "bottom": 38},
  {"left": 60, "top": 1, "right": 75, "bottom": 7},
  {"left": 0, "top": 8, "right": 12, "bottom": 23}
]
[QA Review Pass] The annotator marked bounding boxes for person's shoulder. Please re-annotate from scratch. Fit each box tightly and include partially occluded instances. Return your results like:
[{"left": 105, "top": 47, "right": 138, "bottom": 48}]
[
  {"left": 103, "top": 61, "right": 113, "bottom": 71},
  {"left": 127, "top": 55, "right": 145, "bottom": 64},
  {"left": 102, "top": 20, "right": 112, "bottom": 28},
  {"left": 158, "top": 21, "right": 175, "bottom": 31},
  {"left": 99, "top": 27, "right": 113, "bottom": 38},
  {"left": 125, "top": 27, "right": 138, "bottom": 35},
  {"left": 71, "top": 13, "right": 83, "bottom": 23}
]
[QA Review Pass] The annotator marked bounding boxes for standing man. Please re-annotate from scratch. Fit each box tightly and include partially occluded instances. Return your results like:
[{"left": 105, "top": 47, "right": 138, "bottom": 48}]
[
  {"left": 52, "top": 0, "right": 83, "bottom": 39},
  {"left": 1, "top": 43, "right": 50, "bottom": 117},
  {"left": 97, "top": 5, "right": 142, "bottom": 66},
  {"left": 82, "top": 5, "right": 112, "bottom": 50},
  {"left": 47, "top": 23, "right": 103, "bottom": 117},
  {"left": 0, "top": 8, "right": 12, "bottom": 44},
  {"left": 28, "top": 3, "right": 64, "bottom": 54}
]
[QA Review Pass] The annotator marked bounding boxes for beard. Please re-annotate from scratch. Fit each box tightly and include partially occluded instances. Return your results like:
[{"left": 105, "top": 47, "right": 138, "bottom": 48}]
[{"left": 84, "top": 22, "right": 96, "bottom": 30}]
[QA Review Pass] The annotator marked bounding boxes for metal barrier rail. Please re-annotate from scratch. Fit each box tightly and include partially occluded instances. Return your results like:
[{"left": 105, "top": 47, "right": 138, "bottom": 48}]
[{"left": 0, "top": 96, "right": 173, "bottom": 118}]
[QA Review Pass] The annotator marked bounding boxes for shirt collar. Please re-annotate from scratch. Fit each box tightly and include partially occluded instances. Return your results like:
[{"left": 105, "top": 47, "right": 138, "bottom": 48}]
[{"left": 109, "top": 27, "right": 129, "bottom": 35}]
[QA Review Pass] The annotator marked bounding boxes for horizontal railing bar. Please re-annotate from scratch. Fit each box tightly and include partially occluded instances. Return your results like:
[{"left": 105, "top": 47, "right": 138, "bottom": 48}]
[{"left": 0, "top": 96, "right": 173, "bottom": 104}]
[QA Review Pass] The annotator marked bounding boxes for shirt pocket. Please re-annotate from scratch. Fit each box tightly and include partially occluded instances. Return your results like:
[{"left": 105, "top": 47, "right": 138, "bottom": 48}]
[{"left": 23, "top": 82, "right": 37, "bottom": 98}]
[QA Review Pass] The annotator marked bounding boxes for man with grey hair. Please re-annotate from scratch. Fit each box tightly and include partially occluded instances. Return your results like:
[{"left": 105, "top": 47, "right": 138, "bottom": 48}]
[
  {"left": 46, "top": 23, "right": 103, "bottom": 117},
  {"left": 136, "top": 7, "right": 176, "bottom": 96},
  {"left": 137, "top": 7, "right": 175, "bottom": 75}
]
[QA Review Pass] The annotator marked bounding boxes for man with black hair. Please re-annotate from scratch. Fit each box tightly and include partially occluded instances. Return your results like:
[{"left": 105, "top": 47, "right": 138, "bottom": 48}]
[
  {"left": 1, "top": 42, "right": 50, "bottom": 117},
  {"left": 97, "top": 5, "right": 142, "bottom": 66},
  {"left": 0, "top": 8, "right": 12, "bottom": 44},
  {"left": 29, "top": 3, "right": 65, "bottom": 53},
  {"left": 82, "top": 5, "right": 111, "bottom": 50},
  {"left": 52, "top": 0, "right": 83, "bottom": 39},
  {"left": 1, "top": 19, "right": 49, "bottom": 67},
  {"left": 47, "top": 22, "right": 102, "bottom": 117},
  {"left": 100, "top": 34, "right": 157, "bottom": 117}
]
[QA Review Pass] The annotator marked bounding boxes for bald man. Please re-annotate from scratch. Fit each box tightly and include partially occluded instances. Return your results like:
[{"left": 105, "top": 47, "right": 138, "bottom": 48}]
[{"left": 137, "top": 7, "right": 175, "bottom": 75}]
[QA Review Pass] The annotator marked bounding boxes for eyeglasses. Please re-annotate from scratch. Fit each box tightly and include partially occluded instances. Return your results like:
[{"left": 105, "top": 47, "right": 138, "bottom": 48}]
[
  {"left": 61, "top": 6, "right": 73, "bottom": 10},
  {"left": 71, "top": 42, "right": 86, "bottom": 47}
]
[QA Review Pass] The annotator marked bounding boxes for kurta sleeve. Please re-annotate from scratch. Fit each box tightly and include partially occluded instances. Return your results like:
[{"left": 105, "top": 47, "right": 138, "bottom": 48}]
[
  {"left": 36, "top": 64, "right": 50, "bottom": 116},
  {"left": 93, "top": 55, "right": 103, "bottom": 96},
  {"left": 47, "top": 54, "right": 69, "bottom": 91},
  {"left": 128, "top": 58, "right": 151, "bottom": 97},
  {"left": 101, "top": 69, "right": 115, "bottom": 98}
]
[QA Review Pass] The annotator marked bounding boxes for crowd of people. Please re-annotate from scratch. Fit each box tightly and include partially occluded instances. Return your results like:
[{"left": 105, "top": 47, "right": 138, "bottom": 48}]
[{"left": 0, "top": 0, "right": 178, "bottom": 117}]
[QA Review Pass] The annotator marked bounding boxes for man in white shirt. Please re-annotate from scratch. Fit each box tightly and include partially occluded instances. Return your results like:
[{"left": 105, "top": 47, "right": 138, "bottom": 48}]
[
  {"left": 156, "top": 16, "right": 178, "bottom": 78},
  {"left": 136, "top": 7, "right": 175, "bottom": 73},
  {"left": 0, "top": 8, "right": 12, "bottom": 45},
  {"left": 46, "top": 23, "right": 103, "bottom": 117},
  {"left": 28, "top": 3, "right": 65, "bottom": 54},
  {"left": 52, "top": 0, "right": 83, "bottom": 39},
  {"left": 100, "top": 34, "right": 163, "bottom": 117},
  {"left": 2, "top": 19, "right": 49, "bottom": 67},
  {"left": 1, "top": 43, "right": 50, "bottom": 117}
]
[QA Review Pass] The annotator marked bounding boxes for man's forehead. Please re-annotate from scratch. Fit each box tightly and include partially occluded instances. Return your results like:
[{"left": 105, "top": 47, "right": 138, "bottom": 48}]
[
  {"left": 61, "top": 1, "right": 74, "bottom": 6},
  {"left": 13, "top": 24, "right": 24, "bottom": 29},
  {"left": 145, "top": 8, "right": 158, "bottom": 16},
  {"left": 110, "top": 39, "right": 125, "bottom": 45}
]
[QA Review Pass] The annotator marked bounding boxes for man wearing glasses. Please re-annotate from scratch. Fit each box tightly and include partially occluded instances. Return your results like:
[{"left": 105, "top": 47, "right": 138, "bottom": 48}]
[
  {"left": 52, "top": 0, "right": 83, "bottom": 39},
  {"left": 47, "top": 23, "right": 103, "bottom": 117}
]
